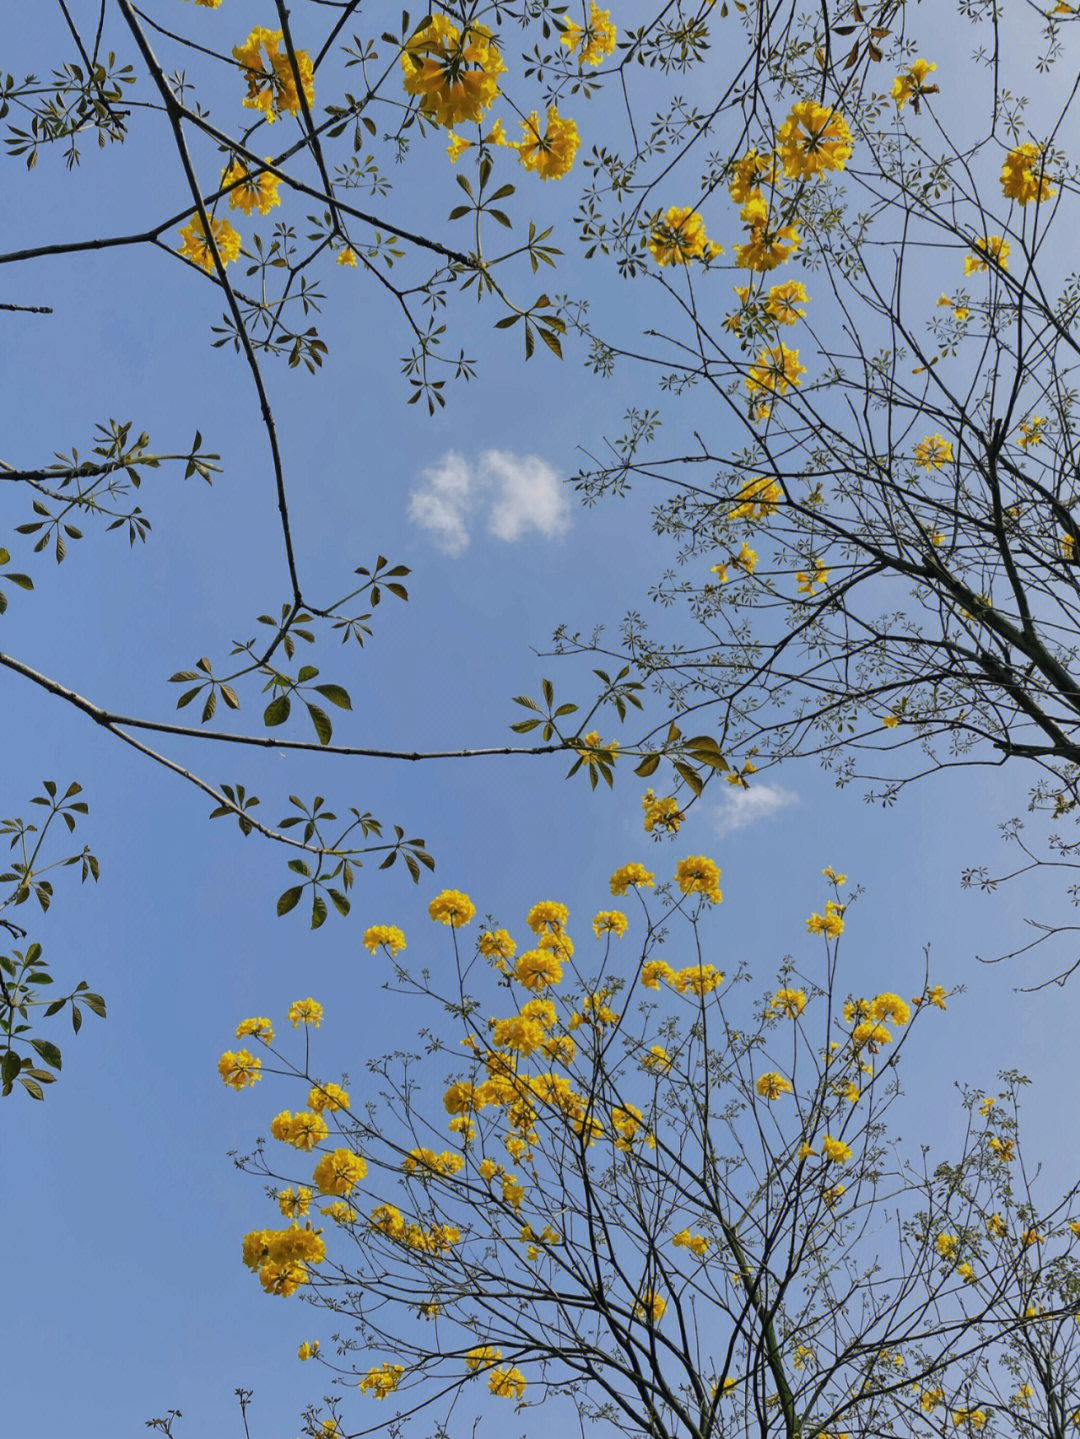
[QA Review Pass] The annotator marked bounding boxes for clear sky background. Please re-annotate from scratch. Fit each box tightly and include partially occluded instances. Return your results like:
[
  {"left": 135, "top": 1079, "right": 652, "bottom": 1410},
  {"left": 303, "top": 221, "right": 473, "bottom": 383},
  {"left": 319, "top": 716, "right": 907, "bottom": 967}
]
[{"left": 3, "top": 3, "right": 1079, "bottom": 1436}]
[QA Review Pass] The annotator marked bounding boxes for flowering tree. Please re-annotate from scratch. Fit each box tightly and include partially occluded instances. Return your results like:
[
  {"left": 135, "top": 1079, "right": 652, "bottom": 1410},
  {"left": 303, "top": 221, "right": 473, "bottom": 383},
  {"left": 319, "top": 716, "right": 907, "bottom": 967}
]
[
  {"left": 518, "top": 2, "right": 1080, "bottom": 978},
  {"left": 217, "top": 860, "right": 1080, "bottom": 1438}
]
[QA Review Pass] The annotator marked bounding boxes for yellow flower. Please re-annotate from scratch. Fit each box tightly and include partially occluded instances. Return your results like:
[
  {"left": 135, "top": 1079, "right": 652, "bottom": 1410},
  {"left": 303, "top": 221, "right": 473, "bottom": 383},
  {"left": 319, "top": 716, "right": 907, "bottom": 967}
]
[
  {"left": 988, "top": 1136, "right": 1015, "bottom": 1161},
  {"left": 821, "top": 867, "right": 847, "bottom": 884},
  {"left": 882, "top": 714, "right": 900, "bottom": 728},
  {"left": 479, "top": 928, "right": 516, "bottom": 959},
  {"left": 746, "top": 343, "right": 806, "bottom": 396},
  {"left": 527, "top": 900, "right": 569, "bottom": 934},
  {"left": 766, "top": 280, "right": 810, "bottom": 324},
  {"left": 675, "top": 856, "right": 723, "bottom": 902},
  {"left": 987, "top": 1212, "right": 1007, "bottom": 1238},
  {"left": 870, "top": 993, "right": 911, "bottom": 1025},
  {"left": 320, "top": 1200, "right": 357, "bottom": 1223},
  {"left": 642, "top": 789, "right": 684, "bottom": 834},
  {"left": 853, "top": 1020, "right": 893, "bottom": 1051},
  {"left": 892, "top": 58, "right": 938, "bottom": 110},
  {"left": 370, "top": 1203, "right": 406, "bottom": 1239},
  {"left": 336, "top": 246, "right": 358, "bottom": 267},
  {"left": 1017, "top": 416, "right": 1047, "bottom": 449},
  {"left": 936, "top": 1232, "right": 959, "bottom": 1257},
  {"left": 288, "top": 997, "right": 323, "bottom": 1027},
  {"left": 648, "top": 206, "right": 721, "bottom": 266},
  {"left": 728, "top": 149, "right": 780, "bottom": 203},
  {"left": 278, "top": 1187, "right": 313, "bottom": 1218},
  {"left": 233, "top": 27, "right": 314, "bottom": 123},
  {"left": 309, "top": 1081, "right": 350, "bottom": 1113},
  {"left": 489, "top": 1367, "right": 527, "bottom": 1399},
  {"left": 640, "top": 959, "right": 675, "bottom": 989},
  {"left": 776, "top": 100, "right": 853, "bottom": 179},
  {"left": 502, "top": 1173, "right": 525, "bottom": 1209},
  {"left": 446, "top": 133, "right": 472, "bottom": 163},
  {"left": 593, "top": 909, "right": 629, "bottom": 938},
  {"left": 756, "top": 1072, "right": 794, "bottom": 1100},
  {"left": 914, "top": 434, "right": 954, "bottom": 469},
  {"left": 730, "top": 475, "right": 783, "bottom": 521},
  {"left": 734, "top": 194, "right": 801, "bottom": 271},
  {"left": 429, "top": 890, "right": 476, "bottom": 926},
  {"left": 360, "top": 1363, "right": 405, "bottom": 1399},
  {"left": 952, "top": 1409, "right": 988, "bottom": 1429},
  {"left": 177, "top": 215, "right": 242, "bottom": 273},
  {"left": 282, "top": 1111, "right": 329, "bottom": 1151},
  {"left": 673, "top": 963, "right": 724, "bottom": 996},
  {"left": 672, "top": 1227, "right": 709, "bottom": 1255},
  {"left": 561, "top": 4, "right": 618, "bottom": 65},
  {"left": 236, "top": 1017, "right": 274, "bottom": 1044},
  {"left": 363, "top": 924, "right": 406, "bottom": 955},
  {"left": 400, "top": 15, "right": 505, "bottom": 128},
  {"left": 297, "top": 1340, "right": 319, "bottom": 1360},
  {"left": 312, "top": 1148, "right": 367, "bottom": 1195},
  {"left": 771, "top": 987, "right": 807, "bottom": 1018},
  {"left": 515, "top": 107, "right": 580, "bottom": 180},
  {"left": 796, "top": 558, "right": 830, "bottom": 593},
  {"left": 957, "top": 1261, "right": 976, "bottom": 1282},
  {"left": 514, "top": 948, "right": 563, "bottom": 990},
  {"left": 965, "top": 234, "right": 1010, "bottom": 274},
  {"left": 403, "top": 1146, "right": 465, "bottom": 1177},
  {"left": 218, "top": 1048, "right": 262, "bottom": 1089},
  {"left": 1000, "top": 142, "right": 1056, "bottom": 206},
  {"left": 807, "top": 906, "right": 844, "bottom": 936},
  {"left": 642, "top": 1044, "right": 674, "bottom": 1072},
  {"left": 610, "top": 862, "right": 655, "bottom": 895},
  {"left": 821, "top": 1135, "right": 852, "bottom": 1164},
  {"left": 465, "top": 1344, "right": 502, "bottom": 1372},
  {"left": 221, "top": 158, "right": 282, "bottom": 216},
  {"left": 258, "top": 1260, "right": 308, "bottom": 1296},
  {"left": 634, "top": 1290, "right": 667, "bottom": 1323}
]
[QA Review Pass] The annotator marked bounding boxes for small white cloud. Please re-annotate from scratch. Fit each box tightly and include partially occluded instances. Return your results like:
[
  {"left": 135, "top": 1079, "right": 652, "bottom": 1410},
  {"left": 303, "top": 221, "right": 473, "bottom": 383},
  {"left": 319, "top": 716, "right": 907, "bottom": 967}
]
[
  {"left": 710, "top": 782, "right": 799, "bottom": 837},
  {"left": 407, "top": 450, "right": 475, "bottom": 557},
  {"left": 482, "top": 449, "right": 570, "bottom": 543},
  {"left": 408, "top": 449, "right": 570, "bottom": 555}
]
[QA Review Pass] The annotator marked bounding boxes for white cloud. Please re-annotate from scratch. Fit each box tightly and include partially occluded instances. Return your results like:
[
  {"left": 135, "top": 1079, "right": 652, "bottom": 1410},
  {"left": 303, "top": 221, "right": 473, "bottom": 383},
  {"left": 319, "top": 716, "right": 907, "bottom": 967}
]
[
  {"left": 407, "top": 450, "right": 474, "bottom": 558},
  {"left": 710, "top": 782, "right": 799, "bottom": 837},
  {"left": 408, "top": 449, "right": 570, "bottom": 555}
]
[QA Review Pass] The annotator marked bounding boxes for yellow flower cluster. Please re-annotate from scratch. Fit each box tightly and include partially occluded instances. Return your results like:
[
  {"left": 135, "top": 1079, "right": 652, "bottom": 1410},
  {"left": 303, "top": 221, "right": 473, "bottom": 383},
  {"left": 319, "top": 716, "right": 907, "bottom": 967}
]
[
  {"left": 271, "top": 1110, "right": 330, "bottom": 1150},
  {"left": 1000, "top": 142, "right": 1056, "bottom": 206},
  {"left": 730, "top": 475, "right": 783, "bottom": 522},
  {"left": 734, "top": 193, "right": 801, "bottom": 272},
  {"left": 610, "top": 862, "right": 655, "bottom": 894},
  {"left": 776, "top": 101, "right": 853, "bottom": 180},
  {"left": 634, "top": 1290, "right": 667, "bottom": 1323},
  {"left": 312, "top": 1148, "right": 367, "bottom": 1195},
  {"left": 771, "top": 987, "right": 807, "bottom": 1018},
  {"left": 243, "top": 1222, "right": 327, "bottom": 1294},
  {"left": 821, "top": 1135, "right": 852, "bottom": 1164},
  {"left": 218, "top": 1048, "right": 262, "bottom": 1089},
  {"left": 177, "top": 216, "right": 242, "bottom": 274},
  {"left": 489, "top": 1366, "right": 527, "bottom": 1398},
  {"left": 891, "top": 58, "right": 938, "bottom": 111},
  {"left": 363, "top": 924, "right": 407, "bottom": 954},
  {"left": 360, "top": 1362, "right": 405, "bottom": 1399},
  {"left": 807, "top": 900, "right": 845, "bottom": 936},
  {"left": 236, "top": 1016, "right": 274, "bottom": 1044},
  {"left": 674, "top": 855, "right": 723, "bottom": 903},
  {"left": 965, "top": 234, "right": 1010, "bottom": 274},
  {"left": 429, "top": 890, "right": 476, "bottom": 926},
  {"left": 233, "top": 28, "right": 314, "bottom": 122},
  {"left": 516, "top": 107, "right": 581, "bottom": 180},
  {"left": 592, "top": 910, "right": 628, "bottom": 937},
  {"left": 639, "top": 960, "right": 723, "bottom": 995},
  {"left": 221, "top": 158, "right": 282, "bottom": 217},
  {"left": 288, "top": 997, "right": 323, "bottom": 1027},
  {"left": 278, "top": 1186, "right": 312, "bottom": 1217},
  {"left": 308, "top": 1082, "right": 349, "bottom": 1113},
  {"left": 479, "top": 928, "right": 516, "bottom": 959},
  {"left": 641, "top": 789, "right": 684, "bottom": 833},
  {"left": 745, "top": 344, "right": 806, "bottom": 398},
  {"left": 648, "top": 206, "right": 722, "bottom": 266},
  {"left": 400, "top": 16, "right": 505, "bottom": 128},
  {"left": 672, "top": 1227, "right": 709, "bottom": 1255},
  {"left": 403, "top": 1146, "right": 465, "bottom": 1177},
  {"left": 561, "top": 4, "right": 618, "bottom": 66},
  {"left": 756, "top": 1071, "right": 793, "bottom": 1100}
]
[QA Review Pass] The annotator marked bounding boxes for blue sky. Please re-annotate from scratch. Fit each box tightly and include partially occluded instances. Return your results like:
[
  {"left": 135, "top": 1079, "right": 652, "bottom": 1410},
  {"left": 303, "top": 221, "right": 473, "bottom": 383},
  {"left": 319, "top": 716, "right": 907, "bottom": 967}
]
[{"left": 3, "top": 3, "right": 1079, "bottom": 1436}]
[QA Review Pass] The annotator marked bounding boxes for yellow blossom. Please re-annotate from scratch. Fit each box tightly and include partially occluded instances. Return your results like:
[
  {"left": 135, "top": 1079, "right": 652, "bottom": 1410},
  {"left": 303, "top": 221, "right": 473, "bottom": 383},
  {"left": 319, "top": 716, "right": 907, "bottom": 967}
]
[
  {"left": 360, "top": 1363, "right": 405, "bottom": 1399},
  {"left": 776, "top": 100, "right": 853, "bottom": 179},
  {"left": 233, "top": 28, "right": 314, "bottom": 123},
  {"left": 610, "top": 862, "right": 655, "bottom": 895},
  {"left": 746, "top": 343, "right": 806, "bottom": 396},
  {"left": 313, "top": 1148, "right": 367, "bottom": 1195},
  {"left": 177, "top": 215, "right": 242, "bottom": 273},
  {"left": 218, "top": 1048, "right": 261, "bottom": 1089},
  {"left": 592, "top": 909, "right": 628, "bottom": 937},
  {"left": 675, "top": 856, "right": 723, "bottom": 902},
  {"left": 634, "top": 1290, "right": 667, "bottom": 1323},
  {"left": 914, "top": 434, "right": 954, "bottom": 470},
  {"left": 479, "top": 929, "right": 516, "bottom": 959},
  {"left": 221, "top": 158, "right": 282, "bottom": 216},
  {"left": 771, "top": 987, "right": 807, "bottom": 1018},
  {"left": 673, "top": 963, "right": 724, "bottom": 996},
  {"left": 1000, "top": 142, "right": 1056, "bottom": 205},
  {"left": 561, "top": 4, "right": 617, "bottom": 66},
  {"left": 336, "top": 246, "right": 357, "bottom": 267},
  {"left": 756, "top": 1072, "right": 794, "bottom": 1099},
  {"left": 400, "top": 15, "right": 505, "bottom": 129},
  {"left": 892, "top": 58, "right": 939, "bottom": 110},
  {"left": 236, "top": 1017, "right": 274, "bottom": 1044},
  {"left": 648, "top": 206, "right": 721, "bottom": 266},
  {"left": 278, "top": 1187, "right": 313, "bottom": 1218},
  {"left": 308, "top": 1082, "right": 349, "bottom": 1113},
  {"left": 514, "top": 948, "right": 563, "bottom": 990},
  {"left": 965, "top": 234, "right": 1011, "bottom": 274},
  {"left": 363, "top": 925, "right": 406, "bottom": 955},
  {"left": 766, "top": 280, "right": 810, "bottom": 324},
  {"left": 822, "top": 1135, "right": 852, "bottom": 1164},
  {"left": 429, "top": 890, "right": 476, "bottom": 926},
  {"left": 642, "top": 789, "right": 684, "bottom": 834},
  {"left": 489, "top": 1367, "right": 527, "bottom": 1398},
  {"left": 515, "top": 107, "right": 580, "bottom": 180}
]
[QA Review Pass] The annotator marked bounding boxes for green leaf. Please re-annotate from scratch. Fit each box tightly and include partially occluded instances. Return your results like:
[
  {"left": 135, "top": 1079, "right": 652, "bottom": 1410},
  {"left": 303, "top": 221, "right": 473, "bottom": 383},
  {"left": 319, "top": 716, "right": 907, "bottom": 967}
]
[
  {"left": 1, "top": 1050, "right": 21, "bottom": 1086},
  {"left": 328, "top": 888, "right": 350, "bottom": 917},
  {"left": 20, "top": 1076, "right": 44, "bottom": 1100},
  {"left": 313, "top": 683, "right": 352, "bottom": 710},
  {"left": 635, "top": 753, "right": 661, "bottom": 777},
  {"left": 31, "top": 1038, "right": 61, "bottom": 1070},
  {"left": 276, "top": 885, "right": 303, "bottom": 916},
  {"left": 264, "top": 694, "right": 291, "bottom": 727},
  {"left": 82, "top": 992, "right": 107, "bottom": 1018},
  {"left": 311, "top": 894, "right": 328, "bottom": 930},
  {"left": 674, "top": 761, "right": 704, "bottom": 796},
  {"left": 306, "top": 703, "right": 333, "bottom": 746},
  {"left": 71, "top": 1005, "right": 82, "bottom": 1033}
]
